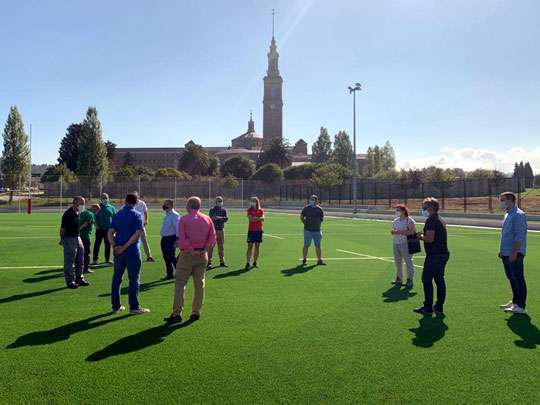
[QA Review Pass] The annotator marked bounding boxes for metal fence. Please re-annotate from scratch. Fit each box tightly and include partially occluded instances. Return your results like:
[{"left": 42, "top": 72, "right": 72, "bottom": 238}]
[{"left": 1, "top": 174, "right": 539, "bottom": 214}]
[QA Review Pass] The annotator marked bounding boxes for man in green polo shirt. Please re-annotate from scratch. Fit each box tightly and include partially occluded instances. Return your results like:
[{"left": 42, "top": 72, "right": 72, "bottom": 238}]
[
  {"left": 80, "top": 204, "right": 100, "bottom": 273},
  {"left": 93, "top": 193, "right": 116, "bottom": 265}
]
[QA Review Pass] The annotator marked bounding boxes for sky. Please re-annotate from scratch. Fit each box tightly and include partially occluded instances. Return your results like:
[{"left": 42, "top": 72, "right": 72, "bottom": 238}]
[{"left": 1, "top": 0, "right": 539, "bottom": 173}]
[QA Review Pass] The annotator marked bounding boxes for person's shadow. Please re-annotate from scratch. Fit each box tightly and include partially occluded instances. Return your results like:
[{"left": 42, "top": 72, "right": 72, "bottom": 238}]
[
  {"left": 409, "top": 313, "right": 448, "bottom": 348},
  {"left": 0, "top": 286, "right": 66, "bottom": 305},
  {"left": 506, "top": 314, "right": 540, "bottom": 349},
  {"left": 34, "top": 268, "right": 63, "bottom": 275},
  {"left": 6, "top": 313, "right": 130, "bottom": 348},
  {"left": 382, "top": 285, "right": 417, "bottom": 303},
  {"left": 23, "top": 273, "right": 64, "bottom": 284},
  {"left": 281, "top": 264, "right": 317, "bottom": 277},
  {"left": 86, "top": 320, "right": 195, "bottom": 361},
  {"left": 213, "top": 267, "right": 251, "bottom": 279},
  {"left": 97, "top": 278, "right": 174, "bottom": 297}
]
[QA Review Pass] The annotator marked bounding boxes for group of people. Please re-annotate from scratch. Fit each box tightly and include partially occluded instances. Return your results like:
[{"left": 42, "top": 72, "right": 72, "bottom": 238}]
[
  {"left": 390, "top": 192, "right": 528, "bottom": 315},
  {"left": 59, "top": 189, "right": 529, "bottom": 322}
]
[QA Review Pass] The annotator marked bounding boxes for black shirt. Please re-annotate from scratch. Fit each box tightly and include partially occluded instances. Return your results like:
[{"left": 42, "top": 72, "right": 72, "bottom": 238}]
[
  {"left": 301, "top": 205, "right": 324, "bottom": 232},
  {"left": 61, "top": 207, "right": 80, "bottom": 238},
  {"left": 423, "top": 214, "right": 448, "bottom": 256}
]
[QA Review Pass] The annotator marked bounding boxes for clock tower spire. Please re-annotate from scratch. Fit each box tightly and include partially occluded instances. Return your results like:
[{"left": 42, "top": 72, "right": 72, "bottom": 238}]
[{"left": 263, "top": 8, "right": 283, "bottom": 144}]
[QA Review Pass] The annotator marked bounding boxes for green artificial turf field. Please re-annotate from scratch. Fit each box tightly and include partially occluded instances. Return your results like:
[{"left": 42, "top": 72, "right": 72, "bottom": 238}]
[{"left": 0, "top": 210, "right": 539, "bottom": 404}]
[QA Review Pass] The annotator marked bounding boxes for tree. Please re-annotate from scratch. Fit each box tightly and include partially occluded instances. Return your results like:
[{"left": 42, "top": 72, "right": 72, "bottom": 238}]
[
  {"left": 363, "top": 141, "right": 396, "bottom": 177},
  {"left": 1, "top": 106, "right": 30, "bottom": 190},
  {"left": 40, "top": 163, "right": 78, "bottom": 183},
  {"left": 257, "top": 138, "right": 291, "bottom": 169},
  {"left": 208, "top": 156, "right": 219, "bottom": 177},
  {"left": 77, "top": 107, "right": 108, "bottom": 186},
  {"left": 154, "top": 167, "right": 192, "bottom": 181},
  {"left": 122, "top": 152, "right": 135, "bottom": 167},
  {"left": 223, "top": 175, "right": 240, "bottom": 189},
  {"left": 220, "top": 156, "right": 256, "bottom": 179},
  {"left": 311, "top": 164, "right": 344, "bottom": 192},
  {"left": 524, "top": 162, "right": 534, "bottom": 187},
  {"left": 251, "top": 163, "right": 283, "bottom": 183},
  {"left": 114, "top": 165, "right": 137, "bottom": 181},
  {"left": 57, "top": 123, "right": 82, "bottom": 173},
  {"left": 311, "top": 127, "right": 332, "bottom": 163},
  {"left": 380, "top": 141, "right": 396, "bottom": 171},
  {"left": 105, "top": 140, "right": 117, "bottom": 165},
  {"left": 332, "top": 130, "right": 353, "bottom": 166},
  {"left": 178, "top": 142, "right": 210, "bottom": 176},
  {"left": 534, "top": 174, "right": 540, "bottom": 188},
  {"left": 284, "top": 163, "right": 317, "bottom": 180}
]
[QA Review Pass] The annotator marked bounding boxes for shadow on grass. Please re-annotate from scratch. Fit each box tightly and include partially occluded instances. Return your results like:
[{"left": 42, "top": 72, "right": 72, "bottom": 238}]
[
  {"left": 34, "top": 268, "right": 63, "bottom": 275},
  {"left": 6, "top": 313, "right": 130, "bottom": 348},
  {"left": 213, "top": 267, "right": 250, "bottom": 279},
  {"left": 409, "top": 313, "right": 448, "bottom": 348},
  {"left": 98, "top": 278, "right": 174, "bottom": 297},
  {"left": 0, "top": 286, "right": 66, "bottom": 304},
  {"left": 506, "top": 314, "right": 540, "bottom": 349},
  {"left": 23, "top": 273, "right": 64, "bottom": 284},
  {"left": 382, "top": 285, "right": 417, "bottom": 303},
  {"left": 281, "top": 264, "right": 317, "bottom": 277},
  {"left": 86, "top": 320, "right": 195, "bottom": 361}
]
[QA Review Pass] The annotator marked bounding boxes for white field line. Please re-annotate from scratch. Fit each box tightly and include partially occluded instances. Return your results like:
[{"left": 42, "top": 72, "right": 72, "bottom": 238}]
[
  {"left": 265, "top": 233, "right": 285, "bottom": 240},
  {"left": 337, "top": 249, "right": 424, "bottom": 269},
  {"left": 0, "top": 265, "right": 62, "bottom": 269},
  {"left": 298, "top": 257, "right": 376, "bottom": 261}
]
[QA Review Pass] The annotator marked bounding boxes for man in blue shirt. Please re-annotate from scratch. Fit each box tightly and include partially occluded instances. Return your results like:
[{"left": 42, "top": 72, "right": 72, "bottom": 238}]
[
  {"left": 208, "top": 196, "right": 228, "bottom": 268},
  {"left": 160, "top": 199, "right": 180, "bottom": 280},
  {"left": 498, "top": 192, "right": 528, "bottom": 314},
  {"left": 107, "top": 193, "right": 149, "bottom": 315}
]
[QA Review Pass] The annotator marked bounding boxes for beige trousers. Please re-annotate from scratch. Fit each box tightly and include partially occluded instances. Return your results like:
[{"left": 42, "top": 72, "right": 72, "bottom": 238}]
[
  {"left": 393, "top": 242, "right": 414, "bottom": 281},
  {"left": 172, "top": 251, "right": 208, "bottom": 316},
  {"left": 208, "top": 230, "right": 224, "bottom": 262}
]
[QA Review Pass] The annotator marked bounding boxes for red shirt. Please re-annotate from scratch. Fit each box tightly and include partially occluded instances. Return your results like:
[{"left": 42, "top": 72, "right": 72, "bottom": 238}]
[
  {"left": 178, "top": 210, "right": 216, "bottom": 251},
  {"left": 247, "top": 208, "right": 264, "bottom": 232}
]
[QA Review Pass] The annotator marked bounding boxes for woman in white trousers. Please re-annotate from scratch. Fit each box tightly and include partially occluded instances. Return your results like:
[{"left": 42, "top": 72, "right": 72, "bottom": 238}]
[{"left": 390, "top": 205, "right": 417, "bottom": 289}]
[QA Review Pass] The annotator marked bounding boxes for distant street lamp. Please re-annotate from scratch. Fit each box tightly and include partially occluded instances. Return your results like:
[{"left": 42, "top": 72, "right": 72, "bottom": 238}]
[{"left": 348, "top": 83, "right": 362, "bottom": 213}]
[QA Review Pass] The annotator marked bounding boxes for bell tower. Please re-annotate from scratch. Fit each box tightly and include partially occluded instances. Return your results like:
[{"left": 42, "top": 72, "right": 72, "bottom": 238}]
[{"left": 262, "top": 9, "right": 283, "bottom": 144}]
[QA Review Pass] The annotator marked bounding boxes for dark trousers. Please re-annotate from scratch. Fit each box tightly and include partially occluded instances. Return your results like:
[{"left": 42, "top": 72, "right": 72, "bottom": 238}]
[
  {"left": 422, "top": 253, "right": 450, "bottom": 311},
  {"left": 502, "top": 254, "right": 527, "bottom": 309},
  {"left": 111, "top": 253, "right": 142, "bottom": 311},
  {"left": 93, "top": 229, "right": 111, "bottom": 262},
  {"left": 160, "top": 235, "right": 178, "bottom": 276},
  {"left": 81, "top": 237, "right": 91, "bottom": 272}
]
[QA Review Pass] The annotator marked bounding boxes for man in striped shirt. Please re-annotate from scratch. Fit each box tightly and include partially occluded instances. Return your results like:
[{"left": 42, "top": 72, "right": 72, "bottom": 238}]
[{"left": 164, "top": 196, "right": 216, "bottom": 324}]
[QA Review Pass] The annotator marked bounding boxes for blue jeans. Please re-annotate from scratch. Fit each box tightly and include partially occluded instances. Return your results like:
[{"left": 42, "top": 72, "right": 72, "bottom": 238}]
[
  {"left": 111, "top": 252, "right": 142, "bottom": 311},
  {"left": 501, "top": 254, "right": 527, "bottom": 309},
  {"left": 422, "top": 253, "right": 450, "bottom": 311}
]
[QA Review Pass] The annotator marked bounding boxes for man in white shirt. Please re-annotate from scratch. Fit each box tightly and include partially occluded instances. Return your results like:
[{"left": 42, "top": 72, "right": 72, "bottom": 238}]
[
  {"left": 160, "top": 199, "right": 180, "bottom": 280},
  {"left": 133, "top": 191, "right": 154, "bottom": 262}
]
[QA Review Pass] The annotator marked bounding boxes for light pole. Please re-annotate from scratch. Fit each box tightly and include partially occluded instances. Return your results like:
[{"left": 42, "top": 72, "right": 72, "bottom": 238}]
[{"left": 348, "top": 83, "right": 361, "bottom": 213}]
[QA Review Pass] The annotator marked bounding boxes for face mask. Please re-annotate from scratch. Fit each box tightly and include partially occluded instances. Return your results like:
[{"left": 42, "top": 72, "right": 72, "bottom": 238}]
[
  {"left": 78, "top": 205, "right": 85, "bottom": 212},
  {"left": 216, "top": 202, "right": 223, "bottom": 207},
  {"left": 499, "top": 200, "right": 508, "bottom": 210},
  {"left": 395, "top": 210, "right": 402, "bottom": 217},
  {"left": 250, "top": 202, "right": 256, "bottom": 208},
  {"left": 309, "top": 200, "right": 316, "bottom": 206},
  {"left": 100, "top": 198, "right": 108, "bottom": 205},
  {"left": 421, "top": 209, "right": 430, "bottom": 218}
]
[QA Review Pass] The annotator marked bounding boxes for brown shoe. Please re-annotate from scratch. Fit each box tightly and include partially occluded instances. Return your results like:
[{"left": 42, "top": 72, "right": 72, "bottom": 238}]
[{"left": 189, "top": 314, "right": 200, "bottom": 321}]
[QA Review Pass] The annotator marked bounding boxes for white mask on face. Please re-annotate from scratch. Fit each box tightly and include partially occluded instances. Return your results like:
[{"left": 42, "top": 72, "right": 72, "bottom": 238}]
[
  {"left": 499, "top": 200, "right": 508, "bottom": 210},
  {"left": 421, "top": 209, "right": 430, "bottom": 218},
  {"left": 217, "top": 202, "right": 223, "bottom": 208},
  {"left": 309, "top": 200, "right": 316, "bottom": 206},
  {"left": 100, "top": 198, "right": 108, "bottom": 205},
  {"left": 79, "top": 205, "right": 85, "bottom": 212},
  {"left": 395, "top": 210, "right": 402, "bottom": 217},
  {"left": 250, "top": 202, "right": 256, "bottom": 208}
]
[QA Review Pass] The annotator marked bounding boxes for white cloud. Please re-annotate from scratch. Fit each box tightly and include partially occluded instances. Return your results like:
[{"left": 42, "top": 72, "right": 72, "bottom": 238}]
[{"left": 398, "top": 145, "right": 540, "bottom": 173}]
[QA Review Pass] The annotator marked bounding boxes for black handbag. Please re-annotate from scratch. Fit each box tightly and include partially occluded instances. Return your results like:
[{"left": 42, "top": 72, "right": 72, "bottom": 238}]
[{"left": 407, "top": 233, "right": 421, "bottom": 255}]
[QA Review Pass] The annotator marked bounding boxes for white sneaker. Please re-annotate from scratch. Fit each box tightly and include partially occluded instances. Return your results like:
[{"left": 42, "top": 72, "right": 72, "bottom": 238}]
[
  {"left": 112, "top": 305, "right": 125, "bottom": 314},
  {"left": 499, "top": 300, "right": 513, "bottom": 309},
  {"left": 504, "top": 305, "right": 527, "bottom": 314},
  {"left": 130, "top": 307, "right": 151, "bottom": 315}
]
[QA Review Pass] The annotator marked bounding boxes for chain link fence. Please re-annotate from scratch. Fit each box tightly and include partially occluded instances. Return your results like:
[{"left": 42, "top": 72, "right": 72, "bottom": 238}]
[{"left": 1, "top": 173, "right": 539, "bottom": 214}]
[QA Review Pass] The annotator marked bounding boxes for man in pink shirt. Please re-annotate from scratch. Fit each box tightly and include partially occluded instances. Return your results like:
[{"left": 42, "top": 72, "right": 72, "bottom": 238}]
[{"left": 164, "top": 196, "right": 216, "bottom": 324}]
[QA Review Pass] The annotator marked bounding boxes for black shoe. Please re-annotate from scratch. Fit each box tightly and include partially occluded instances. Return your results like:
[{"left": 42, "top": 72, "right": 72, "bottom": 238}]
[
  {"left": 83, "top": 269, "right": 94, "bottom": 274},
  {"left": 161, "top": 274, "right": 174, "bottom": 280},
  {"left": 220, "top": 262, "right": 228, "bottom": 268},
  {"left": 189, "top": 314, "right": 200, "bottom": 321},
  {"left": 147, "top": 257, "right": 155, "bottom": 262},
  {"left": 207, "top": 261, "right": 212, "bottom": 269},
  {"left": 164, "top": 314, "right": 182, "bottom": 324},
  {"left": 252, "top": 262, "right": 258, "bottom": 268},
  {"left": 245, "top": 263, "right": 251, "bottom": 271},
  {"left": 413, "top": 306, "right": 433, "bottom": 315},
  {"left": 66, "top": 282, "right": 78, "bottom": 289},
  {"left": 317, "top": 260, "right": 326, "bottom": 266},
  {"left": 76, "top": 279, "right": 90, "bottom": 286},
  {"left": 433, "top": 306, "right": 444, "bottom": 314},
  {"left": 302, "top": 259, "right": 307, "bottom": 266}
]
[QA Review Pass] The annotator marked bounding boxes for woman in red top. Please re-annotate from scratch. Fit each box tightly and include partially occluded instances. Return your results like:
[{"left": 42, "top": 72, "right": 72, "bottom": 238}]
[{"left": 245, "top": 196, "right": 264, "bottom": 270}]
